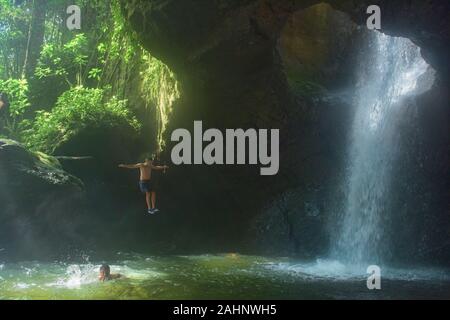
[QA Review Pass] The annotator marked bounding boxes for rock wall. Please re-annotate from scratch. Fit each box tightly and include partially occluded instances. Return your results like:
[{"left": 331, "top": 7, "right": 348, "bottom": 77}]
[
  {"left": 0, "top": 139, "right": 86, "bottom": 259},
  {"left": 119, "top": 0, "right": 449, "bottom": 260}
]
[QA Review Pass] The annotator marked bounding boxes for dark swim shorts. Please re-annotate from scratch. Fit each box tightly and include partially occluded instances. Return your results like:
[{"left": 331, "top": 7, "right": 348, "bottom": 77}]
[{"left": 139, "top": 180, "right": 154, "bottom": 193}]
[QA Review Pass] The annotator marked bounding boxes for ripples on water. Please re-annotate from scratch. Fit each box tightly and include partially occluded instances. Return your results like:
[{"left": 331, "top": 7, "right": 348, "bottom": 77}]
[{"left": 0, "top": 253, "right": 449, "bottom": 300}]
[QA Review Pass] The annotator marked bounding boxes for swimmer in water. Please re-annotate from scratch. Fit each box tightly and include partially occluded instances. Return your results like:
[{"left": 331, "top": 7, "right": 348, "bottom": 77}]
[{"left": 99, "top": 264, "right": 123, "bottom": 282}]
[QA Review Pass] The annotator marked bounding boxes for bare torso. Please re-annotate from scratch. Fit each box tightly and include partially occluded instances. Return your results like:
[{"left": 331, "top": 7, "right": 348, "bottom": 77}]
[{"left": 139, "top": 164, "right": 152, "bottom": 181}]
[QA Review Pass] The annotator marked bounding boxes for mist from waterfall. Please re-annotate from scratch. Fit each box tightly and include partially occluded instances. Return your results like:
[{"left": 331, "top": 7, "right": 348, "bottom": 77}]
[{"left": 331, "top": 32, "right": 431, "bottom": 265}]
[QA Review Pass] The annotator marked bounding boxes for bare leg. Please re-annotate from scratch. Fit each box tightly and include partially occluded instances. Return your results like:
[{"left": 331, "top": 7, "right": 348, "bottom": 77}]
[
  {"left": 151, "top": 192, "right": 156, "bottom": 209},
  {"left": 145, "top": 192, "right": 151, "bottom": 210}
]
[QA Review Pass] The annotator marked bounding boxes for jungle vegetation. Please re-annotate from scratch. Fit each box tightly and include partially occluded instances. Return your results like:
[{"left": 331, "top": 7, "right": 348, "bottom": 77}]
[{"left": 0, "top": 0, "right": 179, "bottom": 154}]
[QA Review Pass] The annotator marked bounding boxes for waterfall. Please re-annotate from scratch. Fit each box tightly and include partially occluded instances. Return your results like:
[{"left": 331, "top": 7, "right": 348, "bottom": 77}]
[{"left": 332, "top": 32, "right": 431, "bottom": 265}]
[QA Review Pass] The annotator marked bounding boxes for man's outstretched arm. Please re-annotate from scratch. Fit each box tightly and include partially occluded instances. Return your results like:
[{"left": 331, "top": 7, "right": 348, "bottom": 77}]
[{"left": 119, "top": 163, "right": 142, "bottom": 169}]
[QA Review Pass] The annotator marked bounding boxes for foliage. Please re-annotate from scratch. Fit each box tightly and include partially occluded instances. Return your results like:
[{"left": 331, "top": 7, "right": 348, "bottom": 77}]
[
  {"left": 0, "top": 78, "right": 32, "bottom": 140},
  {"left": 141, "top": 53, "right": 180, "bottom": 150},
  {"left": 0, "top": 78, "right": 31, "bottom": 117},
  {"left": 0, "top": 0, "right": 180, "bottom": 155},
  {"left": 23, "top": 87, "right": 141, "bottom": 153},
  {"left": 35, "top": 34, "right": 89, "bottom": 86},
  {"left": 0, "top": 0, "right": 31, "bottom": 79}
]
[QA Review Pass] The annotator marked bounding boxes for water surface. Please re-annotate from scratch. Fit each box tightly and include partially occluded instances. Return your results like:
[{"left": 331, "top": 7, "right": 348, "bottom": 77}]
[{"left": 1, "top": 253, "right": 449, "bottom": 300}]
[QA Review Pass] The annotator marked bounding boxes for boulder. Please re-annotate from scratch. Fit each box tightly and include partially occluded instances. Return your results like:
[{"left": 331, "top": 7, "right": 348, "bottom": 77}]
[{"left": 0, "top": 139, "right": 86, "bottom": 259}]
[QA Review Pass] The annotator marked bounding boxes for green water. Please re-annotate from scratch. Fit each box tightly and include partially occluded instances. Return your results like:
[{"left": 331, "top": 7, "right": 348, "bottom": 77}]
[{"left": 1, "top": 253, "right": 449, "bottom": 300}]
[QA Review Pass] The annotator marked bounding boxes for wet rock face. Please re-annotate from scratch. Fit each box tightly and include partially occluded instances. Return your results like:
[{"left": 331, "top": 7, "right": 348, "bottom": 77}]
[
  {"left": 0, "top": 140, "right": 86, "bottom": 259},
  {"left": 330, "top": 0, "right": 449, "bottom": 80},
  {"left": 122, "top": 0, "right": 449, "bottom": 79},
  {"left": 121, "top": 0, "right": 449, "bottom": 257},
  {"left": 278, "top": 3, "right": 359, "bottom": 89},
  {"left": 120, "top": 0, "right": 356, "bottom": 252},
  {"left": 120, "top": 0, "right": 300, "bottom": 253}
]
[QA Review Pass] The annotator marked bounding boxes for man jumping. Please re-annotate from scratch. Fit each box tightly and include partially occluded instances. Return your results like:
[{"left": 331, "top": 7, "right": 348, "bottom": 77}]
[{"left": 119, "top": 157, "right": 169, "bottom": 214}]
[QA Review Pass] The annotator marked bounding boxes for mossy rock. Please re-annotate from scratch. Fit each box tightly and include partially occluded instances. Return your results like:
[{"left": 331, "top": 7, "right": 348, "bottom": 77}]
[
  {"left": 0, "top": 139, "right": 86, "bottom": 259},
  {"left": 0, "top": 139, "right": 83, "bottom": 188}
]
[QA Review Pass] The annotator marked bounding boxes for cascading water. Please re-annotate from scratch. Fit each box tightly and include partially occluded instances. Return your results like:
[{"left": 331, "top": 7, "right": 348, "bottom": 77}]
[{"left": 332, "top": 31, "right": 432, "bottom": 265}]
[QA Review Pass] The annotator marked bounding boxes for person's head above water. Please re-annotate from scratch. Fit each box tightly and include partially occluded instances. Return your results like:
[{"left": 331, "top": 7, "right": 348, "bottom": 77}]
[
  {"left": 99, "top": 264, "right": 111, "bottom": 281},
  {"left": 99, "top": 264, "right": 123, "bottom": 282}
]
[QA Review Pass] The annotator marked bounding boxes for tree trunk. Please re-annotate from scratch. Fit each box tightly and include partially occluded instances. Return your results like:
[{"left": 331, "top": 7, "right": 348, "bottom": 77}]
[{"left": 22, "top": 0, "right": 48, "bottom": 80}]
